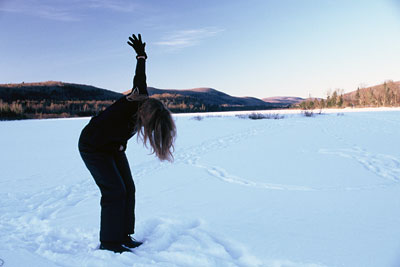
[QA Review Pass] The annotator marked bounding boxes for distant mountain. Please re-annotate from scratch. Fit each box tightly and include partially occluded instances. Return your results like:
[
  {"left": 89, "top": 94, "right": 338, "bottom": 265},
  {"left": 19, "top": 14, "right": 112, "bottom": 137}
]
[
  {"left": 343, "top": 80, "right": 400, "bottom": 103},
  {"left": 123, "top": 87, "right": 273, "bottom": 109},
  {"left": 0, "top": 81, "right": 122, "bottom": 102},
  {"left": 0, "top": 81, "right": 287, "bottom": 120},
  {"left": 262, "top": 96, "right": 304, "bottom": 105},
  {"left": 295, "top": 80, "right": 400, "bottom": 109},
  {"left": 0, "top": 81, "right": 122, "bottom": 119}
]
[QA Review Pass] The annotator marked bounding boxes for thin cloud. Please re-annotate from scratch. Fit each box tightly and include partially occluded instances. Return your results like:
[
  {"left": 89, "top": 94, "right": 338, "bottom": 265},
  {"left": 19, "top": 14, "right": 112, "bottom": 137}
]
[
  {"left": 86, "top": 0, "right": 138, "bottom": 13},
  {"left": 0, "top": 0, "right": 81, "bottom": 21},
  {"left": 34, "top": 5, "right": 83, "bottom": 22},
  {"left": 0, "top": 0, "right": 138, "bottom": 21},
  {"left": 156, "top": 28, "right": 224, "bottom": 50}
]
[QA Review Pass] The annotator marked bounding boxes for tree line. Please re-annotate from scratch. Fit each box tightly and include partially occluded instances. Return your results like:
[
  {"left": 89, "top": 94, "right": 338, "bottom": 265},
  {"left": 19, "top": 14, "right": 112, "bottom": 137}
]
[
  {"left": 296, "top": 80, "right": 400, "bottom": 110},
  {"left": 0, "top": 94, "right": 271, "bottom": 120},
  {"left": 2, "top": 80, "right": 398, "bottom": 120},
  {"left": 0, "top": 99, "right": 115, "bottom": 120}
]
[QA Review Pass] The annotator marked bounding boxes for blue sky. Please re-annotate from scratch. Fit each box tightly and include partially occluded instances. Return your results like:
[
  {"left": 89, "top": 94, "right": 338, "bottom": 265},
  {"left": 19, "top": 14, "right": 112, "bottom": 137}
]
[{"left": 1, "top": 0, "right": 400, "bottom": 98}]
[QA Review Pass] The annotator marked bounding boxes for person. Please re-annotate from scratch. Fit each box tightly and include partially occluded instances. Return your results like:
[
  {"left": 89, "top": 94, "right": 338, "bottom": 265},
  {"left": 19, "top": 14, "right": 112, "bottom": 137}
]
[{"left": 78, "top": 34, "right": 176, "bottom": 253}]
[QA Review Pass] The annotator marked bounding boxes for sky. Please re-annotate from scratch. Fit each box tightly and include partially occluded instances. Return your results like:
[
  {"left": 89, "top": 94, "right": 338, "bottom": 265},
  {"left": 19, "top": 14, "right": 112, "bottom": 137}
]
[{"left": 1, "top": 0, "right": 400, "bottom": 98}]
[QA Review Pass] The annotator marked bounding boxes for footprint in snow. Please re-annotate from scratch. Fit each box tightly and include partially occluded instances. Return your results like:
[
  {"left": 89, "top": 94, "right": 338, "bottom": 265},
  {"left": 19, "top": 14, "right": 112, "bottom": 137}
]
[{"left": 319, "top": 147, "right": 400, "bottom": 183}]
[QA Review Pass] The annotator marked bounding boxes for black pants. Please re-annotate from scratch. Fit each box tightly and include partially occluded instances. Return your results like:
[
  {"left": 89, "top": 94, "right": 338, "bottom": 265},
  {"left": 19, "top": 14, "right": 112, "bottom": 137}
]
[{"left": 79, "top": 149, "right": 136, "bottom": 243}]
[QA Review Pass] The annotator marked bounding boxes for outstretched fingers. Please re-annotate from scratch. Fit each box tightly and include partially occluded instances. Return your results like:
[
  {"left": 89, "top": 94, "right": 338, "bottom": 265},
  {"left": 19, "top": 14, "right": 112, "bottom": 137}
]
[
  {"left": 128, "top": 36, "right": 136, "bottom": 43},
  {"left": 131, "top": 34, "right": 140, "bottom": 43},
  {"left": 129, "top": 34, "right": 143, "bottom": 45},
  {"left": 127, "top": 33, "right": 146, "bottom": 57}
]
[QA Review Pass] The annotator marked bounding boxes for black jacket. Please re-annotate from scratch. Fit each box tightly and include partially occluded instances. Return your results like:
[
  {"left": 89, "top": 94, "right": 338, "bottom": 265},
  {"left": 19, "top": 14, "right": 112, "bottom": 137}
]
[{"left": 79, "top": 58, "right": 148, "bottom": 153}]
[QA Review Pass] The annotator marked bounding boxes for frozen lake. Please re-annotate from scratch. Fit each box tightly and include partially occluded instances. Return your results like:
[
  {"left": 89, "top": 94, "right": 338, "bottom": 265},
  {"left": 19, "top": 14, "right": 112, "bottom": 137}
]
[{"left": 1, "top": 109, "right": 400, "bottom": 267}]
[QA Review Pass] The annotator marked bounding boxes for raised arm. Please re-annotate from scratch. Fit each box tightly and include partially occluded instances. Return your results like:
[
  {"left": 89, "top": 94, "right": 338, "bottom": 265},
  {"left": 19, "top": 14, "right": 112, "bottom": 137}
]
[
  {"left": 127, "top": 33, "right": 148, "bottom": 98},
  {"left": 88, "top": 33, "right": 150, "bottom": 150},
  {"left": 132, "top": 57, "right": 147, "bottom": 95}
]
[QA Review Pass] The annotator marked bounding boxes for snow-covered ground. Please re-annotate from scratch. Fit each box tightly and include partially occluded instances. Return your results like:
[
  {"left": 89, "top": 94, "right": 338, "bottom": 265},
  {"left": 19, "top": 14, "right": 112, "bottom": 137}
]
[{"left": 1, "top": 108, "right": 400, "bottom": 267}]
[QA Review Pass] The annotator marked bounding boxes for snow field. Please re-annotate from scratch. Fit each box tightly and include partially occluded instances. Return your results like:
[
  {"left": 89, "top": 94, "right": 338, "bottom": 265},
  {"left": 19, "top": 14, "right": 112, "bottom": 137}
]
[{"left": 1, "top": 109, "right": 400, "bottom": 266}]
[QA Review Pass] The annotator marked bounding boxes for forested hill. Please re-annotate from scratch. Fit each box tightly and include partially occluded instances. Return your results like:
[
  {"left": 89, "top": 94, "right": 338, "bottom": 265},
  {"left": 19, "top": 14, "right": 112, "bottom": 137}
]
[
  {"left": 0, "top": 81, "right": 278, "bottom": 120},
  {"left": 262, "top": 96, "right": 304, "bottom": 106},
  {"left": 295, "top": 80, "right": 400, "bottom": 109},
  {"left": 142, "top": 87, "right": 276, "bottom": 112},
  {"left": 0, "top": 81, "right": 122, "bottom": 101},
  {"left": 147, "top": 87, "right": 267, "bottom": 106},
  {"left": 343, "top": 80, "right": 400, "bottom": 106}
]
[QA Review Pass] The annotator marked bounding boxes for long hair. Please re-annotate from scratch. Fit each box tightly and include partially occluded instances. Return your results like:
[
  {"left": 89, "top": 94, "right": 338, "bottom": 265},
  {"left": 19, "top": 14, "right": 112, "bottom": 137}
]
[{"left": 136, "top": 98, "right": 176, "bottom": 161}]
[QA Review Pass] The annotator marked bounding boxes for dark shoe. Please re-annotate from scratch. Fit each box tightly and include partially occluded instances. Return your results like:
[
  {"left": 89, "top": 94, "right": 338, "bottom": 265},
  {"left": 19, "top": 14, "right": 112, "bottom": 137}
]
[
  {"left": 99, "top": 242, "right": 131, "bottom": 253},
  {"left": 123, "top": 235, "right": 143, "bottom": 249}
]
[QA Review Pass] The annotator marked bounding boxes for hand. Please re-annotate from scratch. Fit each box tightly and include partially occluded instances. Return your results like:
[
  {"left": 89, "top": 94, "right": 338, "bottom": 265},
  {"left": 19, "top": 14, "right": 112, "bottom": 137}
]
[{"left": 127, "top": 33, "right": 147, "bottom": 59}]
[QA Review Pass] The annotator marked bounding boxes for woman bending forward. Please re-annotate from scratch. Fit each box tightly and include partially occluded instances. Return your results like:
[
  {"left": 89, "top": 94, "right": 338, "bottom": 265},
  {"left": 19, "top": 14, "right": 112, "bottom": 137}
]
[{"left": 78, "top": 34, "right": 176, "bottom": 253}]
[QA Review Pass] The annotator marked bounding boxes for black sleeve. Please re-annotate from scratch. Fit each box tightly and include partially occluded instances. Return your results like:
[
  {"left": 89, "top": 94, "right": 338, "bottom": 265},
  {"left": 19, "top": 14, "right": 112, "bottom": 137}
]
[
  {"left": 88, "top": 97, "right": 140, "bottom": 152},
  {"left": 132, "top": 58, "right": 148, "bottom": 95},
  {"left": 93, "top": 57, "right": 148, "bottom": 126},
  {"left": 84, "top": 58, "right": 148, "bottom": 153}
]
